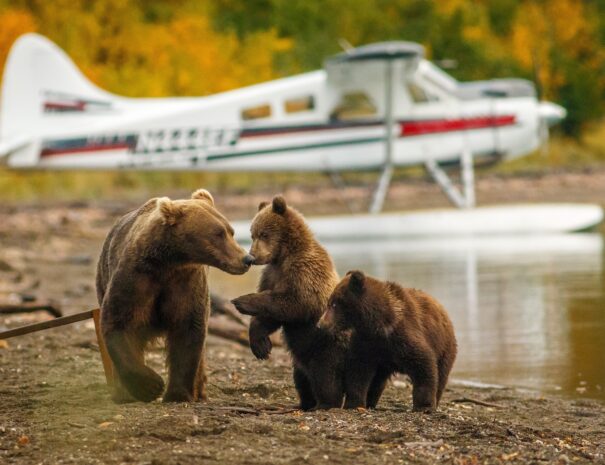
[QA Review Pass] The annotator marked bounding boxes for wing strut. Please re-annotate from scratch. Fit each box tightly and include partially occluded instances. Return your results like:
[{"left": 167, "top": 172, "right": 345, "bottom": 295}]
[
  {"left": 424, "top": 148, "right": 476, "bottom": 209},
  {"left": 369, "top": 59, "right": 396, "bottom": 214}
]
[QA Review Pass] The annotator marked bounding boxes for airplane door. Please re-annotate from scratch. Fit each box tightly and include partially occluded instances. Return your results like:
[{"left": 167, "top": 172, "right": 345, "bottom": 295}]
[
  {"left": 406, "top": 80, "right": 465, "bottom": 163},
  {"left": 489, "top": 94, "right": 501, "bottom": 156}
]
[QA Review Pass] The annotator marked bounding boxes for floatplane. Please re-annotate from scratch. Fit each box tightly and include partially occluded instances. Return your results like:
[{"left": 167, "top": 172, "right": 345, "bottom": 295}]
[{"left": 0, "top": 33, "right": 602, "bottom": 239}]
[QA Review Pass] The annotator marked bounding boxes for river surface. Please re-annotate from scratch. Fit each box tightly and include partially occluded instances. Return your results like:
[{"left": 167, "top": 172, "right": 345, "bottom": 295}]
[{"left": 213, "top": 232, "right": 605, "bottom": 401}]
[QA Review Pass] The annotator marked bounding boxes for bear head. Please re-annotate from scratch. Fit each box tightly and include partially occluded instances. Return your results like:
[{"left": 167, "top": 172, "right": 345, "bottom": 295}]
[
  {"left": 247, "top": 195, "right": 291, "bottom": 265},
  {"left": 152, "top": 189, "right": 254, "bottom": 274},
  {"left": 320, "top": 270, "right": 391, "bottom": 333}
]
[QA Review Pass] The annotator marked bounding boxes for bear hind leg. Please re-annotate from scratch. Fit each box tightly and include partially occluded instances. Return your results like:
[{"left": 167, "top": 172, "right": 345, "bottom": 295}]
[
  {"left": 105, "top": 330, "right": 164, "bottom": 403},
  {"left": 409, "top": 361, "right": 438, "bottom": 413},
  {"left": 436, "top": 351, "right": 455, "bottom": 405}
]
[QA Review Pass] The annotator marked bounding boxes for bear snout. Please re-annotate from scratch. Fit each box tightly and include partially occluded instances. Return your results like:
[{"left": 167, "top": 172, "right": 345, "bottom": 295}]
[
  {"left": 243, "top": 254, "right": 256, "bottom": 267},
  {"left": 318, "top": 307, "right": 335, "bottom": 328}
]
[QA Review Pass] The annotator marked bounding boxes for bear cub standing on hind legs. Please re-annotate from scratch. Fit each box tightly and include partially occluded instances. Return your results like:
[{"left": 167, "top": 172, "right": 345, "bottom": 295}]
[
  {"left": 96, "top": 189, "right": 254, "bottom": 403},
  {"left": 231, "top": 196, "right": 348, "bottom": 410},
  {"left": 321, "top": 271, "right": 457, "bottom": 412}
]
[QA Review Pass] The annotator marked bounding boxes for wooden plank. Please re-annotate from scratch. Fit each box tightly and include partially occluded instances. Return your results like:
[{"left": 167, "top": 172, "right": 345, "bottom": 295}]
[
  {"left": 92, "top": 308, "right": 114, "bottom": 387},
  {"left": 0, "top": 309, "right": 94, "bottom": 339}
]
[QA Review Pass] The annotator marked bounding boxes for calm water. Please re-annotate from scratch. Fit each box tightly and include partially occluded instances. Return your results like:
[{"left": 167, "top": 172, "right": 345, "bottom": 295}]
[{"left": 213, "top": 233, "right": 605, "bottom": 401}]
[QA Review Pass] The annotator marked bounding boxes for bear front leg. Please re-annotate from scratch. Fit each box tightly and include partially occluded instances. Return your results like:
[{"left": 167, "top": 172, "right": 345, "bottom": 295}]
[
  {"left": 366, "top": 368, "right": 391, "bottom": 409},
  {"left": 293, "top": 366, "right": 317, "bottom": 411},
  {"left": 104, "top": 330, "right": 165, "bottom": 403},
  {"left": 311, "top": 364, "right": 345, "bottom": 410},
  {"left": 231, "top": 292, "right": 268, "bottom": 317},
  {"left": 163, "top": 322, "right": 205, "bottom": 403},
  {"left": 343, "top": 363, "right": 376, "bottom": 409},
  {"left": 249, "top": 317, "right": 281, "bottom": 360}
]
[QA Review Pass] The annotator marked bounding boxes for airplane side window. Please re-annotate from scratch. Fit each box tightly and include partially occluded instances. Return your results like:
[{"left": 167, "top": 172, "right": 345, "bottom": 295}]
[
  {"left": 330, "top": 91, "right": 377, "bottom": 120},
  {"left": 285, "top": 96, "right": 315, "bottom": 114},
  {"left": 241, "top": 104, "right": 272, "bottom": 120},
  {"left": 407, "top": 82, "right": 431, "bottom": 103}
]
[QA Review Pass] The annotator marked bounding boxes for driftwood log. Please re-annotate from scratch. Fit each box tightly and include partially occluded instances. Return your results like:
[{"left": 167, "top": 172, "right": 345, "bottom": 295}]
[
  {"left": 0, "top": 302, "right": 63, "bottom": 318},
  {"left": 209, "top": 293, "right": 282, "bottom": 349}
]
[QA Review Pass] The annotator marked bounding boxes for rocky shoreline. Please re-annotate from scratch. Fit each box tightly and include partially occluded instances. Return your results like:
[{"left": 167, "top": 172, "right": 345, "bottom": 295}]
[{"left": 1, "top": 167, "right": 604, "bottom": 464}]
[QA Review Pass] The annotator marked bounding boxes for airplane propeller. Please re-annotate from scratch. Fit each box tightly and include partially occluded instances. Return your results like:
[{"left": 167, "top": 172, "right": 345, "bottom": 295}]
[{"left": 537, "top": 101, "right": 566, "bottom": 155}]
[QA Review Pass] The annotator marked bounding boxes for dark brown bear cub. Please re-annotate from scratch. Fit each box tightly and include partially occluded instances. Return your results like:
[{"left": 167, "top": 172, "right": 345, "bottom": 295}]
[
  {"left": 231, "top": 196, "right": 347, "bottom": 410},
  {"left": 96, "top": 189, "right": 253, "bottom": 403},
  {"left": 322, "top": 270, "right": 457, "bottom": 412}
]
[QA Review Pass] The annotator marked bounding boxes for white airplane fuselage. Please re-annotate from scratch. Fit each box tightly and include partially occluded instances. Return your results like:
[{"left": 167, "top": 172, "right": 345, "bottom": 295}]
[{"left": 0, "top": 35, "right": 563, "bottom": 172}]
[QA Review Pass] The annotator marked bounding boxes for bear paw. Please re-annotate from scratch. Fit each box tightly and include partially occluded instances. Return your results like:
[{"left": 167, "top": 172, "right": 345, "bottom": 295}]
[
  {"left": 412, "top": 404, "right": 435, "bottom": 414},
  {"left": 122, "top": 367, "right": 165, "bottom": 402},
  {"left": 162, "top": 388, "right": 193, "bottom": 403},
  {"left": 231, "top": 295, "right": 259, "bottom": 316},
  {"left": 250, "top": 334, "right": 273, "bottom": 360}
]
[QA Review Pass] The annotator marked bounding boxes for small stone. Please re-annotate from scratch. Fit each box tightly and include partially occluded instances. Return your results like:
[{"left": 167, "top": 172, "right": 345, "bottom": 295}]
[
  {"left": 98, "top": 422, "right": 114, "bottom": 428},
  {"left": 0, "top": 340, "right": 9, "bottom": 349},
  {"left": 17, "top": 435, "right": 29, "bottom": 446}
]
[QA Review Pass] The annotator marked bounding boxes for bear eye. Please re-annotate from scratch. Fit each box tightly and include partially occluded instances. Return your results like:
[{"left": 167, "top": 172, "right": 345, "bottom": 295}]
[
  {"left": 330, "top": 302, "right": 337, "bottom": 310},
  {"left": 259, "top": 231, "right": 268, "bottom": 240},
  {"left": 215, "top": 229, "right": 225, "bottom": 238}
]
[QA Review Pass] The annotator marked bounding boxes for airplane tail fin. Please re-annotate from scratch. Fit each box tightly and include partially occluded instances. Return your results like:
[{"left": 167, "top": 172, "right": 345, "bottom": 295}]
[{"left": 0, "top": 33, "right": 115, "bottom": 163}]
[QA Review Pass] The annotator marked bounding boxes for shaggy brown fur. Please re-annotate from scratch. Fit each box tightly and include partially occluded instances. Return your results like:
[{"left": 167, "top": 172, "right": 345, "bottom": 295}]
[
  {"left": 96, "top": 189, "right": 253, "bottom": 403},
  {"left": 231, "top": 196, "right": 346, "bottom": 410},
  {"left": 322, "top": 271, "right": 457, "bottom": 412}
]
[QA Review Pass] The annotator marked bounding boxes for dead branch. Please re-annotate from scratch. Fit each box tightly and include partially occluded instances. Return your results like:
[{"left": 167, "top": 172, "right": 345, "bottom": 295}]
[
  {"left": 404, "top": 439, "right": 444, "bottom": 448},
  {"left": 197, "top": 405, "right": 300, "bottom": 416},
  {"left": 451, "top": 397, "right": 503, "bottom": 409},
  {"left": 0, "top": 302, "right": 63, "bottom": 318}
]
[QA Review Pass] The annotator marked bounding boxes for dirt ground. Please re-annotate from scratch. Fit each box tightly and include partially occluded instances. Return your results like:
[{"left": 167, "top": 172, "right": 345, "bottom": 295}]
[{"left": 1, "top": 169, "right": 604, "bottom": 464}]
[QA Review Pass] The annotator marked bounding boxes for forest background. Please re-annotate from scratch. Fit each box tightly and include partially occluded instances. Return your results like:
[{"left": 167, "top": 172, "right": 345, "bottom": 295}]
[{"left": 1, "top": 0, "right": 605, "bottom": 201}]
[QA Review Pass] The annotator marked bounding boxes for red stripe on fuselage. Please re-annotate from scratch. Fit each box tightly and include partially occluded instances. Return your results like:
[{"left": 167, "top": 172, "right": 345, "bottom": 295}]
[
  {"left": 400, "top": 115, "right": 516, "bottom": 136},
  {"left": 238, "top": 115, "right": 516, "bottom": 139},
  {"left": 44, "top": 101, "right": 87, "bottom": 112}
]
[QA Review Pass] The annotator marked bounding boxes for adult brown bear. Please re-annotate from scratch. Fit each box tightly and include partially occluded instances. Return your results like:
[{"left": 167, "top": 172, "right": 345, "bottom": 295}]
[
  {"left": 231, "top": 196, "right": 348, "bottom": 410},
  {"left": 96, "top": 189, "right": 254, "bottom": 403},
  {"left": 322, "top": 270, "right": 457, "bottom": 412}
]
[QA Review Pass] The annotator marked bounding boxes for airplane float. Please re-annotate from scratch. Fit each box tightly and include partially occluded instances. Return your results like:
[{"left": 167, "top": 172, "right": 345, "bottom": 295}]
[{"left": 0, "top": 33, "right": 602, "bottom": 239}]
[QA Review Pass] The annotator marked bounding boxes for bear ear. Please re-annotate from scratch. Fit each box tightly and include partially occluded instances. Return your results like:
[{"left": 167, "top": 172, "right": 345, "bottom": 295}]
[
  {"left": 258, "top": 201, "right": 269, "bottom": 211},
  {"left": 191, "top": 189, "right": 214, "bottom": 206},
  {"left": 157, "top": 197, "right": 183, "bottom": 226},
  {"left": 347, "top": 270, "right": 366, "bottom": 295},
  {"left": 272, "top": 195, "right": 287, "bottom": 215}
]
